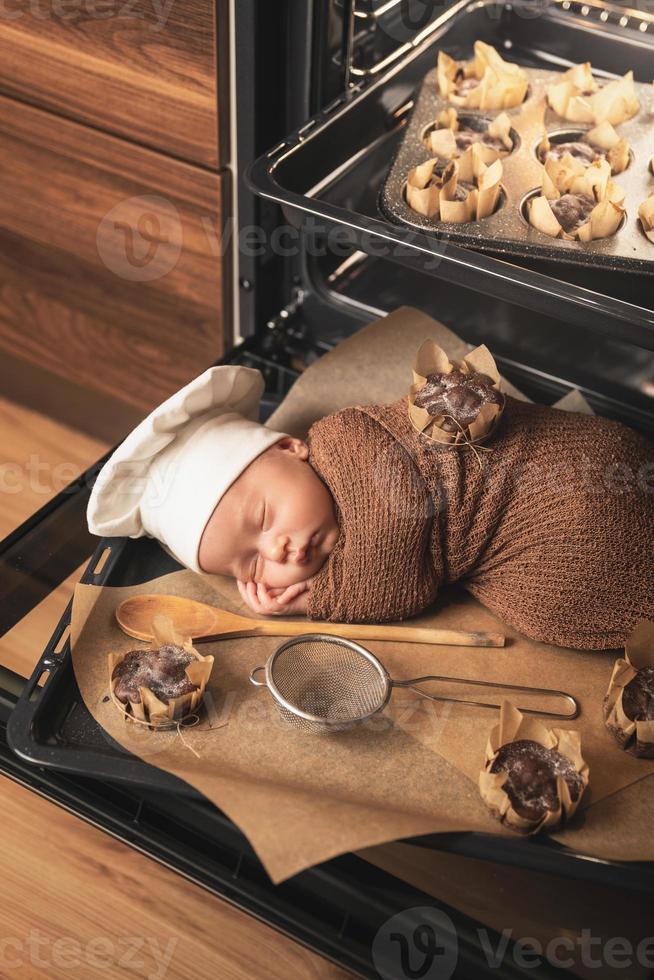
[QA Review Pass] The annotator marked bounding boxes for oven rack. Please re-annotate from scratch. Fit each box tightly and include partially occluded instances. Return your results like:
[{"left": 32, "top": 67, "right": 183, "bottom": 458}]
[
  {"left": 344, "top": 0, "right": 654, "bottom": 82},
  {"left": 247, "top": 0, "right": 654, "bottom": 352}
]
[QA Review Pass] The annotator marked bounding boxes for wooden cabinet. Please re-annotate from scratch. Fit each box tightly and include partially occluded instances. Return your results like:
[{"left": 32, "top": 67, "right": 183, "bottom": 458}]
[
  {"left": 0, "top": 0, "right": 223, "bottom": 168},
  {"left": 0, "top": 3, "right": 229, "bottom": 441}
]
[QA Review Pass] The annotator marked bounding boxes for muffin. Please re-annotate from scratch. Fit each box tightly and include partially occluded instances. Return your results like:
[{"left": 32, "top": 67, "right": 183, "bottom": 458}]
[
  {"left": 408, "top": 337, "right": 504, "bottom": 446},
  {"left": 639, "top": 192, "right": 654, "bottom": 244},
  {"left": 425, "top": 108, "right": 513, "bottom": 165},
  {"left": 545, "top": 62, "right": 639, "bottom": 126},
  {"left": 437, "top": 41, "right": 528, "bottom": 111},
  {"left": 108, "top": 614, "right": 214, "bottom": 728},
  {"left": 527, "top": 157, "right": 625, "bottom": 242},
  {"left": 406, "top": 142, "right": 502, "bottom": 223},
  {"left": 604, "top": 620, "right": 654, "bottom": 756},
  {"left": 537, "top": 122, "right": 630, "bottom": 176},
  {"left": 480, "top": 701, "right": 589, "bottom": 835}
]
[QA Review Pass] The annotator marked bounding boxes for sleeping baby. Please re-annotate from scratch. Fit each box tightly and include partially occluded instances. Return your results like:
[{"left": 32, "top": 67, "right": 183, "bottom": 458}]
[{"left": 88, "top": 361, "right": 654, "bottom": 650}]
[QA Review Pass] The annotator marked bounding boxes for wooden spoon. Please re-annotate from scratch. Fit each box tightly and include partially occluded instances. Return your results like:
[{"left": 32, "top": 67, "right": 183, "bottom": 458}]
[{"left": 116, "top": 595, "right": 505, "bottom": 647}]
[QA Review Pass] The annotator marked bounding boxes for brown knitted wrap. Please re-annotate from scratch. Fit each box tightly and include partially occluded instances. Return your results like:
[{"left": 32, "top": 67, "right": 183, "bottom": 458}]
[{"left": 306, "top": 395, "right": 654, "bottom": 649}]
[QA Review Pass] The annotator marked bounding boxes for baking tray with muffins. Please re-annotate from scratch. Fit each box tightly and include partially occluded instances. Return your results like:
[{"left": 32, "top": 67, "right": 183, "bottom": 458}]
[{"left": 379, "top": 57, "right": 654, "bottom": 274}]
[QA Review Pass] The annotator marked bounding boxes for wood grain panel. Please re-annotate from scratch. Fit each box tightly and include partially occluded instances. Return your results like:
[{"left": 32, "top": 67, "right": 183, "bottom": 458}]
[
  {"left": 0, "top": 94, "right": 229, "bottom": 419},
  {"left": 0, "top": 0, "right": 222, "bottom": 167},
  {"left": 0, "top": 778, "right": 352, "bottom": 979}
]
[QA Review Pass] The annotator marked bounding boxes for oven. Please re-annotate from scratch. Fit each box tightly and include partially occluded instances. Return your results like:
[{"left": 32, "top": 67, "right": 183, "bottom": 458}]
[{"left": 2, "top": 1, "right": 654, "bottom": 977}]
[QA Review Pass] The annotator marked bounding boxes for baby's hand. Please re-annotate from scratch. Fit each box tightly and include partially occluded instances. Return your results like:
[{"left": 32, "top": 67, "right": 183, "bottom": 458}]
[{"left": 237, "top": 578, "right": 313, "bottom": 617}]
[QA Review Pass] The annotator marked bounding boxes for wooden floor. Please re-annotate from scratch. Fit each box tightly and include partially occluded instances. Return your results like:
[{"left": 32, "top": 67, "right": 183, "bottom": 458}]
[{"left": 0, "top": 395, "right": 352, "bottom": 980}]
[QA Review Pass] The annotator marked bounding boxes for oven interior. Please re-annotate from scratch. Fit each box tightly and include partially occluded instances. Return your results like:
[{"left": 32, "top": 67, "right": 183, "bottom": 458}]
[{"left": 237, "top": 0, "right": 654, "bottom": 438}]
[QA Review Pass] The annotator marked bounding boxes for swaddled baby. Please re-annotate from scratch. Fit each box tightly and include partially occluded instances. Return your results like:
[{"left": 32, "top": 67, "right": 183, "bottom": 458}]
[{"left": 89, "top": 363, "right": 654, "bottom": 650}]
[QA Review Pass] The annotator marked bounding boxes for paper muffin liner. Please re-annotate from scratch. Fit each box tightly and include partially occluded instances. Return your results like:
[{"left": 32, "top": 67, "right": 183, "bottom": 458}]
[
  {"left": 426, "top": 108, "right": 513, "bottom": 165},
  {"left": 108, "top": 614, "right": 214, "bottom": 730},
  {"left": 407, "top": 143, "right": 503, "bottom": 223},
  {"left": 479, "top": 701, "right": 589, "bottom": 836},
  {"left": 437, "top": 41, "right": 529, "bottom": 111},
  {"left": 639, "top": 192, "right": 654, "bottom": 244},
  {"left": 527, "top": 157, "right": 625, "bottom": 242},
  {"left": 408, "top": 337, "right": 504, "bottom": 447},
  {"left": 537, "top": 122, "right": 630, "bottom": 176},
  {"left": 546, "top": 63, "right": 639, "bottom": 125},
  {"left": 603, "top": 620, "right": 654, "bottom": 757}
]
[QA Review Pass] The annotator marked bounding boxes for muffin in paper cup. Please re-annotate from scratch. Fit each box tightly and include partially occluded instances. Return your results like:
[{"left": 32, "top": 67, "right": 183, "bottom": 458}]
[
  {"left": 425, "top": 108, "right": 513, "bottom": 165},
  {"left": 406, "top": 143, "right": 502, "bottom": 223},
  {"left": 408, "top": 338, "right": 504, "bottom": 447},
  {"left": 536, "top": 122, "right": 630, "bottom": 176},
  {"left": 546, "top": 63, "right": 639, "bottom": 126},
  {"left": 437, "top": 41, "right": 528, "bottom": 111},
  {"left": 527, "top": 157, "right": 625, "bottom": 242},
  {"left": 108, "top": 614, "right": 214, "bottom": 730},
  {"left": 604, "top": 620, "right": 654, "bottom": 757},
  {"left": 479, "top": 701, "right": 589, "bottom": 836},
  {"left": 639, "top": 192, "right": 654, "bottom": 244}
]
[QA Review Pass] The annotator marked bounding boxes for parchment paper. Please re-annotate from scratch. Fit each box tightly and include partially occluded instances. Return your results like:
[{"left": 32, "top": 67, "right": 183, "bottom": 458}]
[{"left": 71, "top": 307, "right": 654, "bottom": 882}]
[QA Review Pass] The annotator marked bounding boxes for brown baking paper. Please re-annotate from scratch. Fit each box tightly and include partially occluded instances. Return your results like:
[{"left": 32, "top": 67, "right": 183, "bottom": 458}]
[
  {"left": 604, "top": 620, "right": 654, "bottom": 757},
  {"left": 408, "top": 337, "right": 504, "bottom": 446},
  {"left": 70, "top": 309, "right": 654, "bottom": 881},
  {"left": 108, "top": 614, "right": 214, "bottom": 729},
  {"left": 71, "top": 571, "right": 654, "bottom": 882},
  {"left": 479, "top": 701, "right": 589, "bottom": 835},
  {"left": 426, "top": 108, "right": 513, "bottom": 165},
  {"left": 545, "top": 63, "right": 639, "bottom": 125},
  {"left": 437, "top": 41, "right": 529, "bottom": 111}
]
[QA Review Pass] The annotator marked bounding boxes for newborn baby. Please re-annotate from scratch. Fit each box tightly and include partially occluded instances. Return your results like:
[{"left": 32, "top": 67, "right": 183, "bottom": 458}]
[
  {"left": 200, "top": 393, "right": 654, "bottom": 650},
  {"left": 89, "top": 363, "right": 654, "bottom": 649},
  {"left": 198, "top": 433, "right": 340, "bottom": 616}
]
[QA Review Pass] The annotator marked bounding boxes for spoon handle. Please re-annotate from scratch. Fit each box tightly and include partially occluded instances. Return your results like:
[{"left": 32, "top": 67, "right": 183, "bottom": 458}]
[{"left": 241, "top": 619, "right": 504, "bottom": 647}]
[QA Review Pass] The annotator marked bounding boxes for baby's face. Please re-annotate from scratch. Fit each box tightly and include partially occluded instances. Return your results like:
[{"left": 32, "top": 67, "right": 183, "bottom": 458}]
[{"left": 198, "top": 436, "right": 340, "bottom": 588}]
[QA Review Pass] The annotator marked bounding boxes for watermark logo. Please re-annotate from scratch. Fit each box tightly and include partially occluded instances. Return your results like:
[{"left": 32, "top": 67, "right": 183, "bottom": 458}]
[
  {"left": 0, "top": 0, "right": 175, "bottom": 30},
  {"left": 372, "top": 907, "right": 458, "bottom": 980},
  {"left": 0, "top": 930, "right": 177, "bottom": 978},
  {"left": 96, "top": 194, "right": 182, "bottom": 282}
]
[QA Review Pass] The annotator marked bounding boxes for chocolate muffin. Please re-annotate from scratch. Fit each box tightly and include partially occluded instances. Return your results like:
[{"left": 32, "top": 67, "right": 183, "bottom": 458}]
[
  {"left": 414, "top": 368, "right": 502, "bottom": 432},
  {"left": 549, "top": 192, "right": 595, "bottom": 234},
  {"left": 490, "top": 738, "right": 583, "bottom": 821},
  {"left": 455, "top": 75, "right": 481, "bottom": 96},
  {"left": 622, "top": 667, "right": 654, "bottom": 723},
  {"left": 454, "top": 129, "right": 508, "bottom": 155},
  {"left": 450, "top": 180, "right": 475, "bottom": 202},
  {"left": 112, "top": 644, "right": 199, "bottom": 705},
  {"left": 540, "top": 140, "right": 600, "bottom": 166}
]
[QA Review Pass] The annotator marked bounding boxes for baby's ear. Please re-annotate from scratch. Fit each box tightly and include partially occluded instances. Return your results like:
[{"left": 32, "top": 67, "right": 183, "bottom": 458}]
[{"left": 273, "top": 436, "right": 309, "bottom": 460}]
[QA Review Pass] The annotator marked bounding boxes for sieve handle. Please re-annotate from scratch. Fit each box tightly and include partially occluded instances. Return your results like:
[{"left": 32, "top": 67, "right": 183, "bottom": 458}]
[
  {"left": 249, "top": 666, "right": 267, "bottom": 687},
  {"left": 392, "top": 675, "right": 580, "bottom": 720}
]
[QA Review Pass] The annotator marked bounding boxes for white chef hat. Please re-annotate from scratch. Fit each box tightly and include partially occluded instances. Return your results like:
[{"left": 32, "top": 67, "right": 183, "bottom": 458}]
[{"left": 87, "top": 365, "right": 289, "bottom": 572}]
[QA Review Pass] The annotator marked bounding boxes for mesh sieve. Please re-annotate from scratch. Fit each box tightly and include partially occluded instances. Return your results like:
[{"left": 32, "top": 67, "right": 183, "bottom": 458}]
[
  {"left": 249, "top": 633, "right": 580, "bottom": 734},
  {"left": 251, "top": 635, "right": 391, "bottom": 733}
]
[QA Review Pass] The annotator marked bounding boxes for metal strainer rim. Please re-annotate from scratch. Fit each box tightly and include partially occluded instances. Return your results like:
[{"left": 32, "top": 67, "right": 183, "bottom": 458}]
[{"left": 263, "top": 633, "right": 392, "bottom": 725}]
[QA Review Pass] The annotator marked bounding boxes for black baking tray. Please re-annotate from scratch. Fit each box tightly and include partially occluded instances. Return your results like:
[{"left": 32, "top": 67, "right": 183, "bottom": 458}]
[
  {"left": 379, "top": 65, "right": 654, "bottom": 273},
  {"left": 9, "top": 529, "right": 654, "bottom": 894}
]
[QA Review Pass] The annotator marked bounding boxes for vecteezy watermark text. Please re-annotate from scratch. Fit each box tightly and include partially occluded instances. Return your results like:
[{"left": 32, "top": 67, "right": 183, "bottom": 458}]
[
  {"left": 94, "top": 194, "right": 450, "bottom": 283},
  {"left": 0, "top": 0, "right": 175, "bottom": 30},
  {"left": 373, "top": 909, "right": 654, "bottom": 979},
  {"left": 0, "top": 930, "right": 178, "bottom": 978}
]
